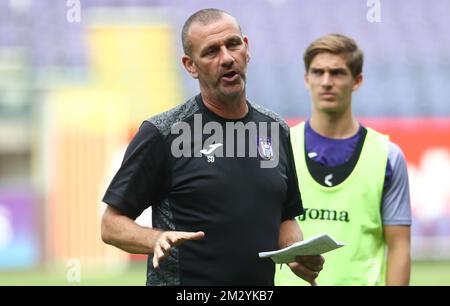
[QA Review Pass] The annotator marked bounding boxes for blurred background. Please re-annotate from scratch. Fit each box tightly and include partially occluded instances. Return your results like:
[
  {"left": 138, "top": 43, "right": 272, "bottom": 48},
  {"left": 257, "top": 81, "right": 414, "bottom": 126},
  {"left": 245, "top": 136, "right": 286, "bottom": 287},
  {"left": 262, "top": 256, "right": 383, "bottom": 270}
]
[{"left": 0, "top": 0, "right": 449, "bottom": 285}]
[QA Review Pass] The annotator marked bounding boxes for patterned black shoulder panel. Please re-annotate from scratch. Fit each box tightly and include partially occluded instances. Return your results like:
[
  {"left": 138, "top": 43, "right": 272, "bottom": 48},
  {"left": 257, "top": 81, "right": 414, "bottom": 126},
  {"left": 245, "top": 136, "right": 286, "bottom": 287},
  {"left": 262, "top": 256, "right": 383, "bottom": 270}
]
[
  {"left": 248, "top": 101, "right": 290, "bottom": 136},
  {"left": 146, "top": 96, "right": 199, "bottom": 138}
]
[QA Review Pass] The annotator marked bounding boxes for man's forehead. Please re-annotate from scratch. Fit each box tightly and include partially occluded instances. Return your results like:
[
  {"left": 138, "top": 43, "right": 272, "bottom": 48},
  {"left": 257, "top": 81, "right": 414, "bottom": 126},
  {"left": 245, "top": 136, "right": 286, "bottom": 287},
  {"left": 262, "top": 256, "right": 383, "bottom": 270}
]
[
  {"left": 310, "top": 53, "right": 349, "bottom": 69},
  {"left": 188, "top": 15, "right": 241, "bottom": 41}
]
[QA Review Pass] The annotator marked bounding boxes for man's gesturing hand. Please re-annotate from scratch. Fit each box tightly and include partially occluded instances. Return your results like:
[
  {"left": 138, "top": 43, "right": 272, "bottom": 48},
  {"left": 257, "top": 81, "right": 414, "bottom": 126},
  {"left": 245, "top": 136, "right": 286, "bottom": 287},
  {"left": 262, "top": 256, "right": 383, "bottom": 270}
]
[
  {"left": 153, "top": 231, "right": 205, "bottom": 268},
  {"left": 288, "top": 255, "right": 325, "bottom": 286}
]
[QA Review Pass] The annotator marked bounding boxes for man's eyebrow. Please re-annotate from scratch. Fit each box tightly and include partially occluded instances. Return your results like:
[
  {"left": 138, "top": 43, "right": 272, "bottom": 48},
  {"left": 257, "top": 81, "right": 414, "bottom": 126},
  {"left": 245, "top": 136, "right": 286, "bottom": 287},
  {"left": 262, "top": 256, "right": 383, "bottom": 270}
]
[
  {"left": 310, "top": 67, "right": 347, "bottom": 72},
  {"left": 200, "top": 43, "right": 219, "bottom": 54},
  {"left": 227, "top": 35, "right": 242, "bottom": 42},
  {"left": 200, "top": 36, "right": 242, "bottom": 55},
  {"left": 330, "top": 67, "right": 347, "bottom": 72}
]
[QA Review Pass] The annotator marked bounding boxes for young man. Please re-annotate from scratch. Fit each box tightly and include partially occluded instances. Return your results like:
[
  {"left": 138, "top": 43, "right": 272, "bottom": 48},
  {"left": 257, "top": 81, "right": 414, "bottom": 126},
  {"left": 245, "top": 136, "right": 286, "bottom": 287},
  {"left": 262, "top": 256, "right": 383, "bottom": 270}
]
[
  {"left": 101, "top": 8, "right": 323, "bottom": 286},
  {"left": 276, "top": 34, "right": 411, "bottom": 285}
]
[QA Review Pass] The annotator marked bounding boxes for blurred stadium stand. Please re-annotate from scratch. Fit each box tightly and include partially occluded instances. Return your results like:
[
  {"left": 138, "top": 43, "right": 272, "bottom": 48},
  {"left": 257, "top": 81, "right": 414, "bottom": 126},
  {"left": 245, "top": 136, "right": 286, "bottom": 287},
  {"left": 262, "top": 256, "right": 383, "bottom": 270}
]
[{"left": 0, "top": 0, "right": 449, "bottom": 272}]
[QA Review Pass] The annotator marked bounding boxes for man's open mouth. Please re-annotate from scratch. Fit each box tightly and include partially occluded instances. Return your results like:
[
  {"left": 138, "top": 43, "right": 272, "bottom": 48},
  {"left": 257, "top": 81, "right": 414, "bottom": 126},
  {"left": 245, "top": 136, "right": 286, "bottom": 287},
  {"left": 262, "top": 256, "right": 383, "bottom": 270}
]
[{"left": 221, "top": 71, "right": 239, "bottom": 80}]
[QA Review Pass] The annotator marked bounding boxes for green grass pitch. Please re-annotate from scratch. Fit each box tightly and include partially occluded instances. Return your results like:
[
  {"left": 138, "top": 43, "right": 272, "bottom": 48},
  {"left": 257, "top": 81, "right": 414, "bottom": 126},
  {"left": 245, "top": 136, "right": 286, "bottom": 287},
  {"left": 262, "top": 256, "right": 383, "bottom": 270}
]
[{"left": 0, "top": 261, "right": 449, "bottom": 286}]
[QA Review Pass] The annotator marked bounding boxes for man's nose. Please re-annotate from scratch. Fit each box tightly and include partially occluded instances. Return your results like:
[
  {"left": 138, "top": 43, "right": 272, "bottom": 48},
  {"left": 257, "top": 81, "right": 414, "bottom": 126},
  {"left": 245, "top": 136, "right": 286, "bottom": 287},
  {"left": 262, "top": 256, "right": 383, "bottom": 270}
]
[
  {"left": 220, "top": 47, "right": 234, "bottom": 67},
  {"left": 321, "top": 72, "right": 332, "bottom": 87}
]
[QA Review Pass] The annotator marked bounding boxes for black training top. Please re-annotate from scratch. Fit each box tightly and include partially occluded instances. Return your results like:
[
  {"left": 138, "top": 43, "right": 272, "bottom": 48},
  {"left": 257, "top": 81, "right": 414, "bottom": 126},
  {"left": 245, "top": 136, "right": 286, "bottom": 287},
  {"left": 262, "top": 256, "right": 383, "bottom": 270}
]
[{"left": 103, "top": 95, "right": 303, "bottom": 286}]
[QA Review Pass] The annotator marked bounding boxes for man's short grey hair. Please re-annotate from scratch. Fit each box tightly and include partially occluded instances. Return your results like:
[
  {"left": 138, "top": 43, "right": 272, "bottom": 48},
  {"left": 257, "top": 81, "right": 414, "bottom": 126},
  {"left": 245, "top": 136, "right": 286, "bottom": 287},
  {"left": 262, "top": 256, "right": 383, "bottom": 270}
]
[{"left": 181, "top": 8, "right": 242, "bottom": 56}]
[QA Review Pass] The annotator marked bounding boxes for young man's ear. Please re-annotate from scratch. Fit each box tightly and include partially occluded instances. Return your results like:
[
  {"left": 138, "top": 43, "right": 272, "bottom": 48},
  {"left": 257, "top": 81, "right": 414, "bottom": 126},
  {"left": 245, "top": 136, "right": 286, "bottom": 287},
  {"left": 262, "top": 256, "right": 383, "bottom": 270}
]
[
  {"left": 352, "top": 74, "right": 363, "bottom": 92},
  {"left": 304, "top": 73, "right": 311, "bottom": 90},
  {"left": 182, "top": 55, "right": 198, "bottom": 79}
]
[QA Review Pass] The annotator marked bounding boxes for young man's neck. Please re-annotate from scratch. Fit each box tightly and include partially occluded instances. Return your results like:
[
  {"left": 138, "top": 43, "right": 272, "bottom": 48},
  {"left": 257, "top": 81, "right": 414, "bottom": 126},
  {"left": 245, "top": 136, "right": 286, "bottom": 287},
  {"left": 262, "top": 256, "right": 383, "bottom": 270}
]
[
  {"left": 310, "top": 109, "right": 359, "bottom": 139},
  {"left": 201, "top": 92, "right": 248, "bottom": 119}
]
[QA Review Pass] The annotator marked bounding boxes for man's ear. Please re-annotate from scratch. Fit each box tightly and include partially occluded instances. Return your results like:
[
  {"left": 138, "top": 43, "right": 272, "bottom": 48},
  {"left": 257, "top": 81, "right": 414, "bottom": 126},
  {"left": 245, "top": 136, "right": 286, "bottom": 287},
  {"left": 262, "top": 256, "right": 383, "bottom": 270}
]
[
  {"left": 182, "top": 55, "right": 198, "bottom": 79},
  {"left": 304, "top": 73, "right": 311, "bottom": 90},
  {"left": 352, "top": 74, "right": 363, "bottom": 92},
  {"left": 243, "top": 36, "right": 250, "bottom": 63}
]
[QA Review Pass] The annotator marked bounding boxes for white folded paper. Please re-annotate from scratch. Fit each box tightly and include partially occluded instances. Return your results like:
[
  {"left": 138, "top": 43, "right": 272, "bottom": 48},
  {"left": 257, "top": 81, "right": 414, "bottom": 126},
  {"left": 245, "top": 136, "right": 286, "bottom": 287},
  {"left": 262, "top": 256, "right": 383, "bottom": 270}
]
[{"left": 259, "top": 234, "right": 345, "bottom": 264}]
